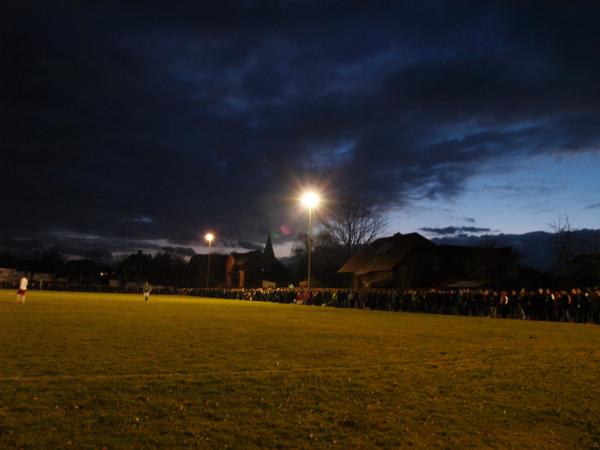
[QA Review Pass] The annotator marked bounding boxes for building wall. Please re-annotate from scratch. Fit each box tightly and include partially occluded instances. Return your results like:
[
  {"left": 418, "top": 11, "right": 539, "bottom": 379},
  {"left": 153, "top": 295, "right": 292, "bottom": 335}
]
[
  {"left": 0, "top": 268, "right": 17, "bottom": 283},
  {"left": 354, "top": 247, "right": 516, "bottom": 289},
  {"left": 225, "top": 255, "right": 235, "bottom": 288}
]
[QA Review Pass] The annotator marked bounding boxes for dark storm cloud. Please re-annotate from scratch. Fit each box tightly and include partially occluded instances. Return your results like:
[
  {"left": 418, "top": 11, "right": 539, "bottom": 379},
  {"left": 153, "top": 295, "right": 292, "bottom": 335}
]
[
  {"left": 0, "top": 238, "right": 47, "bottom": 257},
  {"left": 236, "top": 241, "right": 264, "bottom": 251},
  {"left": 420, "top": 226, "right": 492, "bottom": 237},
  {"left": 2, "top": 1, "right": 600, "bottom": 256},
  {"left": 160, "top": 246, "right": 197, "bottom": 257}
]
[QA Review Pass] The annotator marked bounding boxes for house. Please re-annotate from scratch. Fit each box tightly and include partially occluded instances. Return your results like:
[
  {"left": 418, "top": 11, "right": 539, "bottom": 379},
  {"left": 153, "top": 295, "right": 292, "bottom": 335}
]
[
  {"left": 0, "top": 267, "right": 19, "bottom": 286},
  {"left": 31, "top": 272, "right": 56, "bottom": 289},
  {"left": 116, "top": 251, "right": 153, "bottom": 283},
  {"left": 225, "top": 235, "right": 288, "bottom": 288},
  {"left": 338, "top": 232, "right": 516, "bottom": 289},
  {"left": 189, "top": 253, "right": 228, "bottom": 288}
]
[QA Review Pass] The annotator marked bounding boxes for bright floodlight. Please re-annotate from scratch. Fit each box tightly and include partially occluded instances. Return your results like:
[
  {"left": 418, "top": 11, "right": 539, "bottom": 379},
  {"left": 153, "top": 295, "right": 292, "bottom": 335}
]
[
  {"left": 205, "top": 232, "right": 214, "bottom": 243},
  {"left": 301, "top": 191, "right": 320, "bottom": 209}
]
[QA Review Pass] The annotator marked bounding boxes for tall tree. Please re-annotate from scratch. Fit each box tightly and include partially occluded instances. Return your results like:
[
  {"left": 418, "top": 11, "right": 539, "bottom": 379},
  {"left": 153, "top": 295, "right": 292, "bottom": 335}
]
[
  {"left": 292, "top": 200, "right": 387, "bottom": 287},
  {"left": 320, "top": 200, "right": 388, "bottom": 256},
  {"left": 549, "top": 215, "right": 580, "bottom": 285}
]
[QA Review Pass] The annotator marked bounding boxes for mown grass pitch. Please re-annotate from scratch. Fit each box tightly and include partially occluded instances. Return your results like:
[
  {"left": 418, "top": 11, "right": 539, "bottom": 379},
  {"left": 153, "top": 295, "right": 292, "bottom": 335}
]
[{"left": 1, "top": 290, "right": 599, "bottom": 449}]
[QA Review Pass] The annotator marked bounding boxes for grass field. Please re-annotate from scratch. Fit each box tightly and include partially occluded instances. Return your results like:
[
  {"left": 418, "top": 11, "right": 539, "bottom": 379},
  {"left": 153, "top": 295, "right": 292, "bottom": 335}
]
[{"left": 1, "top": 290, "right": 599, "bottom": 449}]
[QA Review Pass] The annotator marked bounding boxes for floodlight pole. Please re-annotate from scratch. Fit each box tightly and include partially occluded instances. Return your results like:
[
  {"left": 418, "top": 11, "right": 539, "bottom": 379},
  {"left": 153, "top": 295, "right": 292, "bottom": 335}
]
[
  {"left": 307, "top": 207, "right": 312, "bottom": 290},
  {"left": 301, "top": 191, "right": 320, "bottom": 290},
  {"left": 206, "top": 239, "right": 212, "bottom": 289}
]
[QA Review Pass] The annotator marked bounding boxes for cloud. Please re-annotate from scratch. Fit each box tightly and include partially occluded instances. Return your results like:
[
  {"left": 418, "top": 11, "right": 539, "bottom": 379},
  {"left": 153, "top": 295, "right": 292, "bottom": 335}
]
[
  {"left": 0, "top": 238, "right": 47, "bottom": 258},
  {"left": 159, "top": 246, "right": 197, "bottom": 257},
  {"left": 131, "top": 216, "right": 154, "bottom": 224},
  {"left": 2, "top": 2, "right": 600, "bottom": 256},
  {"left": 584, "top": 202, "right": 600, "bottom": 210},
  {"left": 236, "top": 241, "right": 265, "bottom": 251},
  {"left": 482, "top": 183, "right": 566, "bottom": 197},
  {"left": 420, "top": 226, "right": 492, "bottom": 236}
]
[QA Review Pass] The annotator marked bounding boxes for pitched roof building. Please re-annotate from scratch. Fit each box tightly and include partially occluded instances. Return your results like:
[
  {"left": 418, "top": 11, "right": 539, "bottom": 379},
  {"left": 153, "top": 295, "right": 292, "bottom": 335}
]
[
  {"left": 225, "top": 235, "right": 289, "bottom": 288},
  {"left": 339, "top": 232, "right": 516, "bottom": 289}
]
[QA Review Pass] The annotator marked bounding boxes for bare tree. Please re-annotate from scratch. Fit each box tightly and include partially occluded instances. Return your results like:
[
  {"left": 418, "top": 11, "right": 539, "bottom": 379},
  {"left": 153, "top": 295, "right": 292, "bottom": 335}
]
[
  {"left": 548, "top": 215, "right": 580, "bottom": 284},
  {"left": 321, "top": 200, "right": 388, "bottom": 256},
  {"left": 549, "top": 215, "right": 573, "bottom": 264}
]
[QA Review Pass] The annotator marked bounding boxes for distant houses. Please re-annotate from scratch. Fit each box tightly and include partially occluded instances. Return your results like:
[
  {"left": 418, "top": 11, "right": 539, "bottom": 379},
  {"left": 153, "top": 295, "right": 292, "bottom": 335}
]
[
  {"left": 0, "top": 268, "right": 56, "bottom": 288},
  {"left": 115, "top": 235, "right": 290, "bottom": 289},
  {"left": 0, "top": 267, "right": 18, "bottom": 285},
  {"left": 338, "top": 232, "right": 517, "bottom": 289},
  {"left": 11, "top": 231, "right": 585, "bottom": 290},
  {"left": 225, "top": 235, "right": 288, "bottom": 288},
  {"left": 189, "top": 253, "right": 229, "bottom": 288}
]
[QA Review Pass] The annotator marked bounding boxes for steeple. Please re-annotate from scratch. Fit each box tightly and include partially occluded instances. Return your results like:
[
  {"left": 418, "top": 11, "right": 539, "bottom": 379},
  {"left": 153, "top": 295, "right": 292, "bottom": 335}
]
[{"left": 263, "top": 234, "right": 275, "bottom": 260}]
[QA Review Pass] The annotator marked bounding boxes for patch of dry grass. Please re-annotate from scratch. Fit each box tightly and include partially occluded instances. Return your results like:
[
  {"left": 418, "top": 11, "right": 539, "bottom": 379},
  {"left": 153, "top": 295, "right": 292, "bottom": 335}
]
[{"left": 1, "top": 290, "right": 599, "bottom": 449}]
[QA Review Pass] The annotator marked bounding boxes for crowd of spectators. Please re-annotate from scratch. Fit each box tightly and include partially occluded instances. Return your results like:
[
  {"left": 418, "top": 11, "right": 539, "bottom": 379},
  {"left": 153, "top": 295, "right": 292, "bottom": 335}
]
[
  {"left": 192, "top": 287, "right": 600, "bottom": 324},
  {"left": 3, "top": 279, "right": 599, "bottom": 324}
]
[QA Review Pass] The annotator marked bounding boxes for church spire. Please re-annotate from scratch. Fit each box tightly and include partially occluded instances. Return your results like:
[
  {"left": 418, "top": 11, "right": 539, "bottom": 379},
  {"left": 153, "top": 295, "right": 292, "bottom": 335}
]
[{"left": 264, "top": 234, "right": 275, "bottom": 260}]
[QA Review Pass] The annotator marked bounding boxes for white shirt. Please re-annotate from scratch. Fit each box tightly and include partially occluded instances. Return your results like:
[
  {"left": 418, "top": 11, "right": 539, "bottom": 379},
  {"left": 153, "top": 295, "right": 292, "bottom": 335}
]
[{"left": 19, "top": 277, "right": 28, "bottom": 290}]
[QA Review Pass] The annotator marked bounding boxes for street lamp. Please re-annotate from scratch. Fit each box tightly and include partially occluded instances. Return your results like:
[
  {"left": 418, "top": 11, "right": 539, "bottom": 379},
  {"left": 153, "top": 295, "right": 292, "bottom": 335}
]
[
  {"left": 205, "top": 232, "right": 214, "bottom": 288},
  {"left": 300, "top": 191, "right": 320, "bottom": 289}
]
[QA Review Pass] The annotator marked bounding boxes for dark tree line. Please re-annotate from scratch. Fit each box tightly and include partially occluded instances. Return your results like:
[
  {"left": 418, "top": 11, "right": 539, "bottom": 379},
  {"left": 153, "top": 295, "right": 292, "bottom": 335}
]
[
  {"left": 0, "top": 249, "right": 223, "bottom": 288},
  {"left": 0, "top": 249, "right": 113, "bottom": 285},
  {"left": 100, "top": 250, "right": 223, "bottom": 287}
]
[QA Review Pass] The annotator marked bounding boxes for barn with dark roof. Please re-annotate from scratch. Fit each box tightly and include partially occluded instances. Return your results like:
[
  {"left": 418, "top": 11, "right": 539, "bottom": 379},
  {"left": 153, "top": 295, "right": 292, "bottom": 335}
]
[{"left": 338, "top": 232, "right": 516, "bottom": 289}]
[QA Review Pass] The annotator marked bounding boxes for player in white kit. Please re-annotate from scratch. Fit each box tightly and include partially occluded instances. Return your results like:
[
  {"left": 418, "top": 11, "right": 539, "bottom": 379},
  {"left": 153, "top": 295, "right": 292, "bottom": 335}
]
[{"left": 16, "top": 275, "right": 28, "bottom": 304}]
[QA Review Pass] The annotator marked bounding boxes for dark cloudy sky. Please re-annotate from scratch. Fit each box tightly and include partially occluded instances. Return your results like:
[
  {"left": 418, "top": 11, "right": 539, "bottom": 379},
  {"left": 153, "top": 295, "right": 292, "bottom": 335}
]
[{"left": 2, "top": 1, "right": 600, "bottom": 259}]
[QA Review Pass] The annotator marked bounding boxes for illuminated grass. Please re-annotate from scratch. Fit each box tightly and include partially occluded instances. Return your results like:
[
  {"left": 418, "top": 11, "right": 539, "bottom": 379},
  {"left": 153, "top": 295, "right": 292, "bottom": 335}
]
[{"left": 1, "top": 290, "right": 599, "bottom": 449}]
